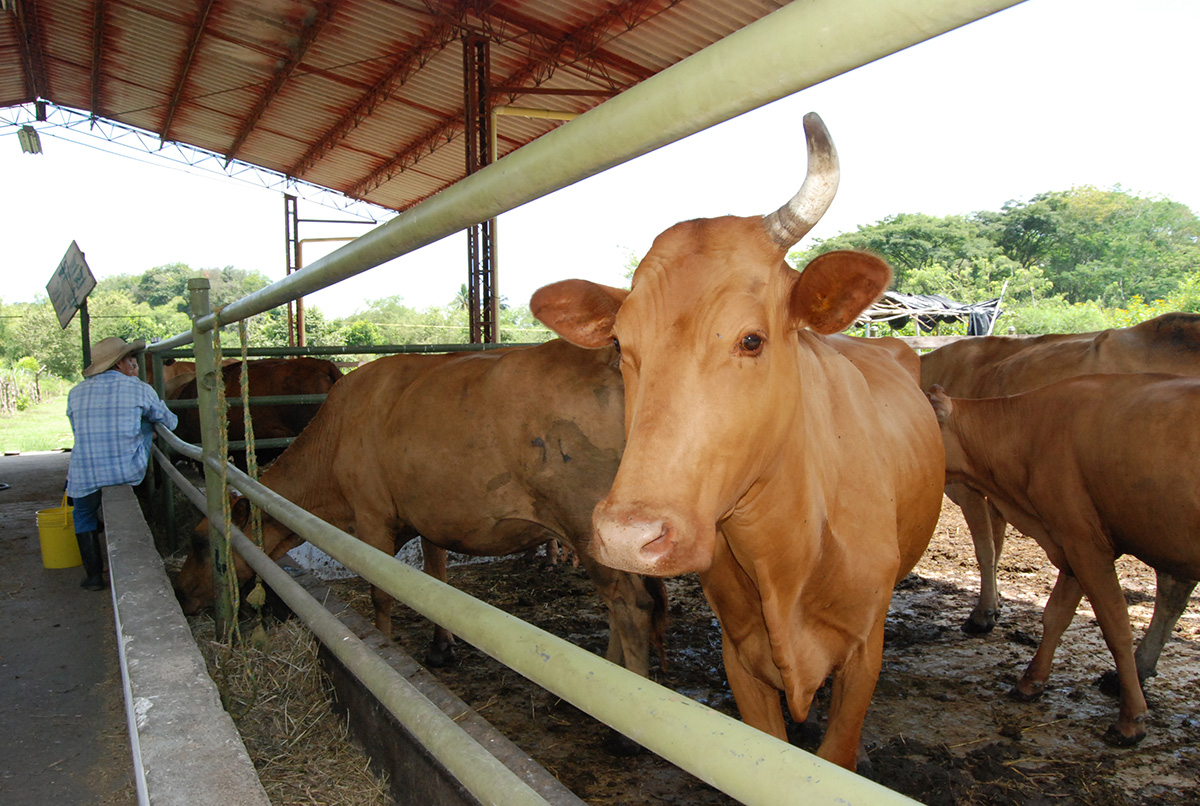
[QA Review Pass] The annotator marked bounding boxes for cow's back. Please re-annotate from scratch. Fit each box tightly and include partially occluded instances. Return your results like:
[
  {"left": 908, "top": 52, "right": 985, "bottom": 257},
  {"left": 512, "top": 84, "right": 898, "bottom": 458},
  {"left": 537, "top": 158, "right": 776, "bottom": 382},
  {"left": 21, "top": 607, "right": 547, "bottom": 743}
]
[
  {"left": 921, "top": 312, "right": 1200, "bottom": 398},
  {"left": 381, "top": 340, "right": 623, "bottom": 553}
]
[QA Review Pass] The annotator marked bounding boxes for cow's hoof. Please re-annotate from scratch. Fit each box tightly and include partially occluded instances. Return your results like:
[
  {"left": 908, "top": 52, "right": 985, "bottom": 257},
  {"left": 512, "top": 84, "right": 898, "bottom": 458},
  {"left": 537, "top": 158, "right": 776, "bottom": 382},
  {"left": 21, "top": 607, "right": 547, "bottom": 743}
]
[
  {"left": 962, "top": 615, "right": 997, "bottom": 635},
  {"left": 1008, "top": 682, "right": 1044, "bottom": 702},
  {"left": 1102, "top": 724, "right": 1146, "bottom": 747},
  {"left": 425, "top": 644, "right": 457, "bottom": 668}
]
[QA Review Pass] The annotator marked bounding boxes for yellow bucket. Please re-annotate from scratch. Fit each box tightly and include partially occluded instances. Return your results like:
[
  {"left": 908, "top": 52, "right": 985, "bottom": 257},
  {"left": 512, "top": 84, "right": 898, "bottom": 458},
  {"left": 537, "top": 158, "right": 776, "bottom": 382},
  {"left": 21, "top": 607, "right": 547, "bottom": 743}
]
[{"left": 36, "top": 494, "right": 81, "bottom": 569}]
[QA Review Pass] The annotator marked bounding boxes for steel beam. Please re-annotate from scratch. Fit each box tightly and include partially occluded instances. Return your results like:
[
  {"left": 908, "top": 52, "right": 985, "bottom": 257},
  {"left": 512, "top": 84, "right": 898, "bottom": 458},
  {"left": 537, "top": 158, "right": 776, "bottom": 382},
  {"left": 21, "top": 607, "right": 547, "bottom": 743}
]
[
  {"left": 224, "top": 0, "right": 341, "bottom": 165},
  {"left": 159, "top": 0, "right": 216, "bottom": 143}
]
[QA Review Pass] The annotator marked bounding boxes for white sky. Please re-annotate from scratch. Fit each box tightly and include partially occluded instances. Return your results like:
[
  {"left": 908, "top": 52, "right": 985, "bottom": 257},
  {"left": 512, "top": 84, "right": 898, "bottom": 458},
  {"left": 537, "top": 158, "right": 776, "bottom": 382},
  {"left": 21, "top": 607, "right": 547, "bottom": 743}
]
[{"left": 2, "top": 0, "right": 1198, "bottom": 320}]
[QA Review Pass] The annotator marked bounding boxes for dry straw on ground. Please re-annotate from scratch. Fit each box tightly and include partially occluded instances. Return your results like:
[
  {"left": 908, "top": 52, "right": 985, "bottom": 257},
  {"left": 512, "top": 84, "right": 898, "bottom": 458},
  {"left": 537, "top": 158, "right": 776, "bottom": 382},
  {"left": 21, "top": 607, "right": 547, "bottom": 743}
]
[{"left": 190, "top": 615, "right": 390, "bottom": 806}]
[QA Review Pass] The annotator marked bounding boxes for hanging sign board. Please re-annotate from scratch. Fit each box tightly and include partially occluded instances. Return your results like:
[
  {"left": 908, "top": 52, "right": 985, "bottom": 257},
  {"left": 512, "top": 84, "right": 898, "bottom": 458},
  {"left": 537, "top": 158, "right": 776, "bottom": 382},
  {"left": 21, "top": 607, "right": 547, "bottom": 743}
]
[{"left": 46, "top": 241, "right": 97, "bottom": 329}]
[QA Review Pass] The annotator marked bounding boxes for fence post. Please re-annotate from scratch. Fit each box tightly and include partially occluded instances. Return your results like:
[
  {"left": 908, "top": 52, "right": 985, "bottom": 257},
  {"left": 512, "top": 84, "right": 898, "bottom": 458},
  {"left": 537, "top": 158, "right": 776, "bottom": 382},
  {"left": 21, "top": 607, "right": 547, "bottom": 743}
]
[{"left": 188, "top": 278, "right": 235, "bottom": 639}]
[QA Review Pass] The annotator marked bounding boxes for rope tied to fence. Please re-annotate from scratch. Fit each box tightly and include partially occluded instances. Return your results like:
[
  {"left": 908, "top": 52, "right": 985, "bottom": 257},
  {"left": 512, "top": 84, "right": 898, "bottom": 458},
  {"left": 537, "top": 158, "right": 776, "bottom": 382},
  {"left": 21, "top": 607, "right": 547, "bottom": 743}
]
[
  {"left": 212, "top": 322, "right": 241, "bottom": 645},
  {"left": 211, "top": 319, "right": 268, "bottom": 718},
  {"left": 236, "top": 318, "right": 269, "bottom": 651}
]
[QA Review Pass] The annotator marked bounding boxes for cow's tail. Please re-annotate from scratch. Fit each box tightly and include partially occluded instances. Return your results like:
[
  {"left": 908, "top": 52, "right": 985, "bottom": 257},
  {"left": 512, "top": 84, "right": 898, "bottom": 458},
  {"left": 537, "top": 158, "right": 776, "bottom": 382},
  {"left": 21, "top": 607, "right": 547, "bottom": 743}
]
[{"left": 644, "top": 575, "right": 669, "bottom": 672}]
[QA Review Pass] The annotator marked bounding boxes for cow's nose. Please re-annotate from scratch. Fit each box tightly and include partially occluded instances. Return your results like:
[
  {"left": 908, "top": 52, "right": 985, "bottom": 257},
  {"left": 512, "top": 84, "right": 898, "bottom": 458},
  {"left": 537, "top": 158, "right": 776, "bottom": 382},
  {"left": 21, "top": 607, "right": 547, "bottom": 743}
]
[{"left": 593, "top": 504, "right": 675, "bottom": 575}]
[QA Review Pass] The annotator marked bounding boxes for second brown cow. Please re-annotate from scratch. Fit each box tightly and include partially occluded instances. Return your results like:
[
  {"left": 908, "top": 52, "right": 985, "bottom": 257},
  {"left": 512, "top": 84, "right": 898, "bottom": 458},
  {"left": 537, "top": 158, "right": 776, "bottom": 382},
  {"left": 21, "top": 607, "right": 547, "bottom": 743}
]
[{"left": 929, "top": 374, "right": 1200, "bottom": 746}]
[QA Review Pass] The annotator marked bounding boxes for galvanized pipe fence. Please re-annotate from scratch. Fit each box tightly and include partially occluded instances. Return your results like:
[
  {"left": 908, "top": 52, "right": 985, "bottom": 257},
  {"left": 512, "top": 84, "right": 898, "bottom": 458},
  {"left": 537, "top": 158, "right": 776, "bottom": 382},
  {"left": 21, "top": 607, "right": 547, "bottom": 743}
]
[
  {"left": 152, "top": 434, "right": 921, "bottom": 806},
  {"left": 144, "top": 0, "right": 1027, "bottom": 801}
]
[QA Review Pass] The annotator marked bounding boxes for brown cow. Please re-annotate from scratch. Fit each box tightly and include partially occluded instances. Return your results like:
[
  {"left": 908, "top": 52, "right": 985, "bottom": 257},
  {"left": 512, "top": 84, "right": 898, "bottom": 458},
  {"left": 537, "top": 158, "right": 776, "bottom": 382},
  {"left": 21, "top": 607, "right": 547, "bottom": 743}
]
[
  {"left": 928, "top": 374, "right": 1200, "bottom": 746},
  {"left": 143, "top": 358, "right": 197, "bottom": 388},
  {"left": 531, "top": 113, "right": 945, "bottom": 769},
  {"left": 920, "top": 315, "right": 1200, "bottom": 688},
  {"left": 174, "top": 342, "right": 667, "bottom": 677},
  {"left": 169, "top": 357, "right": 344, "bottom": 466}
]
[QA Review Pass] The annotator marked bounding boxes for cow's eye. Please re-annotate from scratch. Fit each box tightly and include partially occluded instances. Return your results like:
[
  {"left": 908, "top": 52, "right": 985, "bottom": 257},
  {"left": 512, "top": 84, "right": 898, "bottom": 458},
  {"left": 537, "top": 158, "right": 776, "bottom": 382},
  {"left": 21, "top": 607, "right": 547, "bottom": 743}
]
[
  {"left": 612, "top": 337, "right": 621, "bottom": 355},
  {"left": 739, "top": 333, "right": 764, "bottom": 355}
]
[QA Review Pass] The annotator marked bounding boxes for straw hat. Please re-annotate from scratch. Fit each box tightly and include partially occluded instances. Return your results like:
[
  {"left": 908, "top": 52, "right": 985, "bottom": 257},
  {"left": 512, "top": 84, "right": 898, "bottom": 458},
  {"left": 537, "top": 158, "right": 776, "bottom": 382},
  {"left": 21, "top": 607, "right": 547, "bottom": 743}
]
[{"left": 83, "top": 336, "right": 146, "bottom": 377}]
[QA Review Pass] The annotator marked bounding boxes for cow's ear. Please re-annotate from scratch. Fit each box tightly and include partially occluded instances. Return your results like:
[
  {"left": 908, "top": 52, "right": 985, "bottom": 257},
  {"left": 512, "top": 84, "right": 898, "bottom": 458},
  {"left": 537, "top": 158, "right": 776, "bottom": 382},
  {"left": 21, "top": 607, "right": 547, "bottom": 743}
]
[
  {"left": 531, "top": 280, "right": 629, "bottom": 348},
  {"left": 788, "top": 250, "right": 891, "bottom": 335},
  {"left": 926, "top": 385, "right": 953, "bottom": 425}
]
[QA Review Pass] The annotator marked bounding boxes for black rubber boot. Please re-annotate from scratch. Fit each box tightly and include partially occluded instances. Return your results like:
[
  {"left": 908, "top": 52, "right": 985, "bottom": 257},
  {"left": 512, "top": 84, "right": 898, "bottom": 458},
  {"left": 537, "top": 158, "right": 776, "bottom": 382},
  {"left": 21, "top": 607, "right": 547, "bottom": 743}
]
[{"left": 75, "top": 531, "right": 106, "bottom": 591}]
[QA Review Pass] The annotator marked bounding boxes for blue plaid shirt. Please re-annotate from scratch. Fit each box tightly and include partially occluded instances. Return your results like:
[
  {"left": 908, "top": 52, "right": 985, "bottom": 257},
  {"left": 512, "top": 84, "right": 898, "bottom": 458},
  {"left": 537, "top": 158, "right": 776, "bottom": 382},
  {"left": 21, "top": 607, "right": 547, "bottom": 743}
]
[{"left": 66, "top": 370, "right": 178, "bottom": 497}]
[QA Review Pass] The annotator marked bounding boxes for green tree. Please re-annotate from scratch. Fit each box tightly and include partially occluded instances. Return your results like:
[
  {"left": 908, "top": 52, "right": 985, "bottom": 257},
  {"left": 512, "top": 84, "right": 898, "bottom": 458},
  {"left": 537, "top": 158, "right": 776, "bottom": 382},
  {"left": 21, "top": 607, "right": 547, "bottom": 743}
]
[
  {"left": 991, "top": 187, "right": 1200, "bottom": 306},
  {"left": 134, "top": 263, "right": 195, "bottom": 309},
  {"left": 453, "top": 284, "right": 470, "bottom": 310},
  {"left": 11, "top": 302, "right": 81, "bottom": 379},
  {"left": 341, "top": 319, "right": 382, "bottom": 347},
  {"left": 205, "top": 267, "right": 273, "bottom": 309},
  {"left": 790, "top": 213, "right": 1019, "bottom": 302}
]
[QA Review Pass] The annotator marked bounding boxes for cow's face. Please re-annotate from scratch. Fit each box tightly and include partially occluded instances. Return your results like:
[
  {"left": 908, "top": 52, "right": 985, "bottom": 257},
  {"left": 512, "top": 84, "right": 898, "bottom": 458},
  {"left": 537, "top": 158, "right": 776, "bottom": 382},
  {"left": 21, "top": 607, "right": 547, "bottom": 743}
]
[
  {"left": 531, "top": 113, "right": 894, "bottom": 576},
  {"left": 173, "top": 497, "right": 253, "bottom": 613},
  {"left": 535, "top": 232, "right": 889, "bottom": 576},
  {"left": 174, "top": 525, "right": 216, "bottom": 614}
]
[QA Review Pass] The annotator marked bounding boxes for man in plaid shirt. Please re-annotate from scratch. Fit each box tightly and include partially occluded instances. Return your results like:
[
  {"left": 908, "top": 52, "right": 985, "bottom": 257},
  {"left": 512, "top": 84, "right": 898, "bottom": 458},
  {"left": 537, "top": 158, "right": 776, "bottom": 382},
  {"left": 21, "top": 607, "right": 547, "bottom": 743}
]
[{"left": 66, "top": 337, "right": 178, "bottom": 590}]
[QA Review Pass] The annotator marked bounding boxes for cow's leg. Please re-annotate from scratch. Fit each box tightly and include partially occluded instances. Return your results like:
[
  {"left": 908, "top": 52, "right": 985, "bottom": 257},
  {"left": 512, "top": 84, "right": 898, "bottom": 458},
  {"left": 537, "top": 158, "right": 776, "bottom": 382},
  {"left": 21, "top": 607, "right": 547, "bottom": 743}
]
[
  {"left": 577, "top": 554, "right": 655, "bottom": 676},
  {"left": 952, "top": 485, "right": 1008, "bottom": 633},
  {"left": 1065, "top": 548, "right": 1148, "bottom": 745},
  {"left": 368, "top": 584, "right": 394, "bottom": 638},
  {"left": 722, "top": 637, "right": 787, "bottom": 742},
  {"left": 818, "top": 616, "right": 885, "bottom": 772},
  {"left": 352, "top": 514, "right": 399, "bottom": 639},
  {"left": 1099, "top": 571, "right": 1197, "bottom": 696},
  {"left": 1011, "top": 569, "right": 1083, "bottom": 701},
  {"left": 421, "top": 538, "right": 456, "bottom": 667}
]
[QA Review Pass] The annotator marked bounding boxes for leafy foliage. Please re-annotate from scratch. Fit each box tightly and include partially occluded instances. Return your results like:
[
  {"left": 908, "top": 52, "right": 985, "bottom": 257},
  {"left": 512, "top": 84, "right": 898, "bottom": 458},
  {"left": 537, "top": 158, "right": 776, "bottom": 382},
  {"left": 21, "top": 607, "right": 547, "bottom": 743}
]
[
  {"left": 793, "top": 187, "right": 1200, "bottom": 313},
  {"left": 5, "top": 186, "right": 1199, "bottom": 402}
]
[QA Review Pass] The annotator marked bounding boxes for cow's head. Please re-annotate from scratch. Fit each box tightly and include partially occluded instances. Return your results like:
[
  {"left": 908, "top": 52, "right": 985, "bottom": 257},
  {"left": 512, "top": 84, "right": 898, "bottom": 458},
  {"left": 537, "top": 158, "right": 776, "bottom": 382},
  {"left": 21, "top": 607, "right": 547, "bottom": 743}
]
[
  {"left": 174, "top": 496, "right": 256, "bottom": 613},
  {"left": 532, "top": 113, "right": 890, "bottom": 576}
]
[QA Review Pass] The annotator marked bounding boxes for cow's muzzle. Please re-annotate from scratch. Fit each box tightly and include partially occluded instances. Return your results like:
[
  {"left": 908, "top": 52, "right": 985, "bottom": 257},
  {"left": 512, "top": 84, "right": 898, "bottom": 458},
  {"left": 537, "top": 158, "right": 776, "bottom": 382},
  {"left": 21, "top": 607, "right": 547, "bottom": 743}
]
[{"left": 592, "top": 500, "right": 713, "bottom": 577}]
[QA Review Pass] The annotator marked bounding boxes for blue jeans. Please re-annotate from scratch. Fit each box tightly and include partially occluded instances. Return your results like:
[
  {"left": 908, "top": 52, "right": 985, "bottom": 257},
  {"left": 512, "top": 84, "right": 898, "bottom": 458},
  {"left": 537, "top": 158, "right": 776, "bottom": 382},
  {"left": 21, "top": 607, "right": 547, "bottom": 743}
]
[{"left": 70, "top": 490, "right": 103, "bottom": 533}]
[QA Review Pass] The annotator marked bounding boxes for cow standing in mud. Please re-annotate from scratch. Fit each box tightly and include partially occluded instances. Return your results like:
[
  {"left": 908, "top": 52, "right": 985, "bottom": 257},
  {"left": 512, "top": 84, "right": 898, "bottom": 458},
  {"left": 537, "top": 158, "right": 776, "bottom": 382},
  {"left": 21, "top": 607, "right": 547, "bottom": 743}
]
[
  {"left": 928, "top": 374, "right": 1200, "bottom": 746},
  {"left": 532, "top": 113, "right": 944, "bottom": 770},
  {"left": 175, "top": 343, "right": 666, "bottom": 677},
  {"left": 921, "top": 316, "right": 1200, "bottom": 691}
]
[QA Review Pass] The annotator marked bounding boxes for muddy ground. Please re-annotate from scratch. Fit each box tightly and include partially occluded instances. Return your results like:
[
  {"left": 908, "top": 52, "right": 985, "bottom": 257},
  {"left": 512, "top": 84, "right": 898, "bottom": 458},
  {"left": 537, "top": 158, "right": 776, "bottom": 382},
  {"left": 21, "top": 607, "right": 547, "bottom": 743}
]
[{"left": 321, "top": 498, "right": 1200, "bottom": 805}]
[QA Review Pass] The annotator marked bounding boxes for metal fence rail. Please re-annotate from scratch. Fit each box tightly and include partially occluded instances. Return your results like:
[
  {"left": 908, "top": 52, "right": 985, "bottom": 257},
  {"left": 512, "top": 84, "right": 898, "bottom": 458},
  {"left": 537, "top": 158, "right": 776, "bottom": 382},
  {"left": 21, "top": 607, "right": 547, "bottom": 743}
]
[
  {"left": 154, "top": 445, "right": 556, "bottom": 806},
  {"left": 153, "top": 433, "right": 920, "bottom": 806}
]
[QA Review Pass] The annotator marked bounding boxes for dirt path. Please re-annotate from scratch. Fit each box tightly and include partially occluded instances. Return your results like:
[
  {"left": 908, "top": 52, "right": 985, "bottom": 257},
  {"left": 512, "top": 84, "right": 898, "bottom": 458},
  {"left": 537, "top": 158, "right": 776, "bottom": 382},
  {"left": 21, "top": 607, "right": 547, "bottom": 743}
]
[{"left": 330, "top": 497, "right": 1200, "bottom": 805}]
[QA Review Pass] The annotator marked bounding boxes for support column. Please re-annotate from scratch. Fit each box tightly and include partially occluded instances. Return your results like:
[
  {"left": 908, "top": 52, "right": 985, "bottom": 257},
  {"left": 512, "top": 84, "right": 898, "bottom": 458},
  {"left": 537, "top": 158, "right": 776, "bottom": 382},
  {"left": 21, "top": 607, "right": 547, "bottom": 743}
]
[
  {"left": 188, "top": 277, "right": 235, "bottom": 640},
  {"left": 463, "top": 35, "right": 497, "bottom": 344},
  {"left": 283, "top": 194, "right": 305, "bottom": 347}
]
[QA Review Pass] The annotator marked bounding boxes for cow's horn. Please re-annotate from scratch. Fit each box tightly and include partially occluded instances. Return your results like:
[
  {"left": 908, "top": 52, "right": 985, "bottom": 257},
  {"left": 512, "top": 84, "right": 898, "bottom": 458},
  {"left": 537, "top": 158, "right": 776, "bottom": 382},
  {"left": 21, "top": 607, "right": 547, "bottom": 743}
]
[{"left": 761, "top": 112, "right": 840, "bottom": 249}]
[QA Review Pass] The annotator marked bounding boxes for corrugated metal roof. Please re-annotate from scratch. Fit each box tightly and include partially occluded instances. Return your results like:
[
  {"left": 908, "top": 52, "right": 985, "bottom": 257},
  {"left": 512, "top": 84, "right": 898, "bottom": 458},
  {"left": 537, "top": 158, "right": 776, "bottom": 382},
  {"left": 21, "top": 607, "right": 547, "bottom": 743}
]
[{"left": 0, "top": 0, "right": 790, "bottom": 212}]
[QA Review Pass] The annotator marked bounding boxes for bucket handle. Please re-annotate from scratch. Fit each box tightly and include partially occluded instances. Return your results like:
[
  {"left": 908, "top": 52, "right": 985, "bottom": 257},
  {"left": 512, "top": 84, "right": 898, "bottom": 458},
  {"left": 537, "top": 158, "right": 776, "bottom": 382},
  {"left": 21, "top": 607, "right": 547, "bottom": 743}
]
[{"left": 59, "top": 493, "right": 71, "bottom": 528}]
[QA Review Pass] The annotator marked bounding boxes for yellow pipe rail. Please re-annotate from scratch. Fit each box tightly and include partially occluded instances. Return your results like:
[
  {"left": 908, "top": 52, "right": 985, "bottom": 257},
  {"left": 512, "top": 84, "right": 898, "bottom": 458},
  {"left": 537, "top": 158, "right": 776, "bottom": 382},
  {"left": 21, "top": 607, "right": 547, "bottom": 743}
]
[{"left": 156, "top": 430, "right": 921, "bottom": 805}]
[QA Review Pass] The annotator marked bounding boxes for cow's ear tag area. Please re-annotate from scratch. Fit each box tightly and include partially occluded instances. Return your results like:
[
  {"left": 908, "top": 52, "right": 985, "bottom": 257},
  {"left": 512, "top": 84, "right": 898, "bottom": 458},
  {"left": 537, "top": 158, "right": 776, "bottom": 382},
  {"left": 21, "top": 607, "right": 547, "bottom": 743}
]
[
  {"left": 926, "top": 384, "right": 953, "bottom": 425},
  {"left": 531, "top": 279, "right": 629, "bottom": 349},
  {"left": 788, "top": 250, "right": 891, "bottom": 335}
]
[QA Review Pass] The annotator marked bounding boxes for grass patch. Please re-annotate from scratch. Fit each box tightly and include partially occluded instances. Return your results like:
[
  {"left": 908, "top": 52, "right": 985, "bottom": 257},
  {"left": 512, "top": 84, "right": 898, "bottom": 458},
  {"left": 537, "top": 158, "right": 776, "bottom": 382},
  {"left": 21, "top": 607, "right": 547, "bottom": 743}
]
[{"left": 0, "top": 396, "right": 73, "bottom": 453}]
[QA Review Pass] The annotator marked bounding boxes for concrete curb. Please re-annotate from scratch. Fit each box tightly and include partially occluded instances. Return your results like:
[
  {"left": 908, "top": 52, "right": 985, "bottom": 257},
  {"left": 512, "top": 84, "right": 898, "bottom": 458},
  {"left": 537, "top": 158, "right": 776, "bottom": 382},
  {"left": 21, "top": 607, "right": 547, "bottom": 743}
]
[{"left": 104, "top": 485, "right": 270, "bottom": 806}]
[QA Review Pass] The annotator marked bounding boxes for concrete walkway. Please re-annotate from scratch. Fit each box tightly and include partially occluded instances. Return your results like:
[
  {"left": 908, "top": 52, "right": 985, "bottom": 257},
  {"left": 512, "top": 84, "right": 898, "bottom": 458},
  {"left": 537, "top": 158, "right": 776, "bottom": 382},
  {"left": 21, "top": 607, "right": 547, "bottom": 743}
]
[{"left": 0, "top": 451, "right": 135, "bottom": 805}]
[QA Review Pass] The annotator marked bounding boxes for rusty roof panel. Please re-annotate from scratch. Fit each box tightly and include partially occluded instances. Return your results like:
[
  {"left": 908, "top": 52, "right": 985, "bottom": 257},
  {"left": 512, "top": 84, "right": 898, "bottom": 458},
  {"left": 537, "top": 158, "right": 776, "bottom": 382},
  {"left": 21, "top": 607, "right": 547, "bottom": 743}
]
[{"left": 2, "top": 0, "right": 785, "bottom": 211}]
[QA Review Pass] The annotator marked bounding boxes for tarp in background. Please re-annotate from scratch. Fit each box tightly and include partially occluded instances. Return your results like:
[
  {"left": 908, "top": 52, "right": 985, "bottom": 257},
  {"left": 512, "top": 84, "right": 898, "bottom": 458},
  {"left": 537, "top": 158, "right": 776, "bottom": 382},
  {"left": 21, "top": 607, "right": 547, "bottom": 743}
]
[{"left": 867, "top": 292, "right": 1003, "bottom": 336}]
